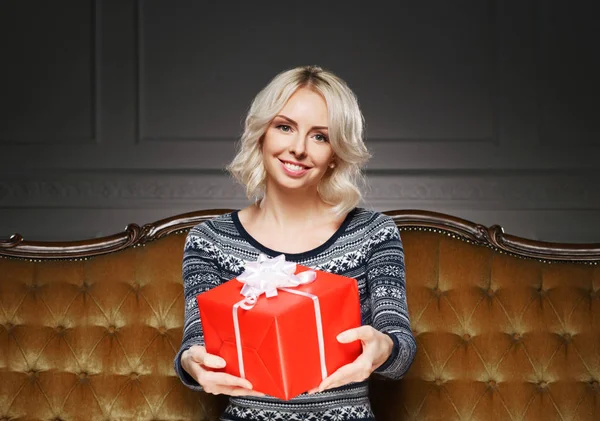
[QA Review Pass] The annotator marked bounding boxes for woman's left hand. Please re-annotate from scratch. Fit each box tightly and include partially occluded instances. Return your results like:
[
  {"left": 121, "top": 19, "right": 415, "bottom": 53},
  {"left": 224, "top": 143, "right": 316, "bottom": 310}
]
[{"left": 309, "top": 325, "right": 394, "bottom": 393}]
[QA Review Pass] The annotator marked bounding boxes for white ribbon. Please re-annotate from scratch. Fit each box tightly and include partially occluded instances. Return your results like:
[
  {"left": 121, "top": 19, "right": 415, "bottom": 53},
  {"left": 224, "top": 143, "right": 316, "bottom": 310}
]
[
  {"left": 236, "top": 253, "right": 317, "bottom": 310},
  {"left": 231, "top": 253, "right": 327, "bottom": 382}
]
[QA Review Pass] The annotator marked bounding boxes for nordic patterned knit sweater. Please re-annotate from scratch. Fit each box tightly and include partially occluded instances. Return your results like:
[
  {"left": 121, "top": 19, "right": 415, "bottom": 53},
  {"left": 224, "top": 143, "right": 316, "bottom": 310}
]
[{"left": 174, "top": 207, "right": 417, "bottom": 421}]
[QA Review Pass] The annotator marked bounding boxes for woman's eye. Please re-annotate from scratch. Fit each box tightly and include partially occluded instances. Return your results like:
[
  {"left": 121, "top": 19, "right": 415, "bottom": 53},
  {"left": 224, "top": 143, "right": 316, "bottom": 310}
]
[
  {"left": 277, "top": 125, "right": 292, "bottom": 132},
  {"left": 314, "top": 133, "right": 328, "bottom": 142}
]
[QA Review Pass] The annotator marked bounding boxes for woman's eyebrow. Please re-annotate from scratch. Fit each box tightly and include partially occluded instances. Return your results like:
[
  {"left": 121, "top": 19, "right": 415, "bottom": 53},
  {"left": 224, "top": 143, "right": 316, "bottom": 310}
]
[{"left": 275, "top": 114, "right": 328, "bottom": 131}]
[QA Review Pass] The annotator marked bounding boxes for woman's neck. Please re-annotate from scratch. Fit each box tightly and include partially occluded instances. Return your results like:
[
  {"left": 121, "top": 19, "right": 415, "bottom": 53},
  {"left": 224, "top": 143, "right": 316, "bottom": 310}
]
[{"left": 255, "top": 187, "right": 334, "bottom": 231}]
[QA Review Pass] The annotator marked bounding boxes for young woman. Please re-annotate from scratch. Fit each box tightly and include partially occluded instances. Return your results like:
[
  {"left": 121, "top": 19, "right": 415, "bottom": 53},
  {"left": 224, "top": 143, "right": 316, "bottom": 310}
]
[{"left": 174, "top": 65, "right": 416, "bottom": 420}]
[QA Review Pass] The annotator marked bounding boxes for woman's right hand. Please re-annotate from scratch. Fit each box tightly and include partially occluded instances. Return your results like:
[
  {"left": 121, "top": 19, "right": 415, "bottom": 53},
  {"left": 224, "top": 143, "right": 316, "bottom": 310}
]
[{"left": 181, "top": 345, "right": 265, "bottom": 397}]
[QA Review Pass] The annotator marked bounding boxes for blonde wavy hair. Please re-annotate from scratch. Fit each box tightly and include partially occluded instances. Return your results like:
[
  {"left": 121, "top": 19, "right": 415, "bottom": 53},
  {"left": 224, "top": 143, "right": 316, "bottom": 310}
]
[{"left": 226, "top": 65, "right": 371, "bottom": 217}]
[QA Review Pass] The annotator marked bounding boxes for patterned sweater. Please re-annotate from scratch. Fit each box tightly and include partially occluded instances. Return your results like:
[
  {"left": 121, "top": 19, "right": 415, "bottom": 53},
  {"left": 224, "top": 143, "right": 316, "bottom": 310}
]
[{"left": 174, "top": 208, "right": 417, "bottom": 421}]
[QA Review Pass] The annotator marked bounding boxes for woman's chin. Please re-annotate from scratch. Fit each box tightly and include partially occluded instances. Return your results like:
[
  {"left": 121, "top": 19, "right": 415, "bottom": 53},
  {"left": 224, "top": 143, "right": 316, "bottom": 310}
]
[{"left": 267, "top": 177, "right": 315, "bottom": 194}]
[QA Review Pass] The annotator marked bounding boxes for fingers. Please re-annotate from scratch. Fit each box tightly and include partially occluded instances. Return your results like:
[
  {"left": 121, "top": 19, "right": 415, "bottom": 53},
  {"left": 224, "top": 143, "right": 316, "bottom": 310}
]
[
  {"left": 198, "top": 370, "right": 253, "bottom": 390},
  {"left": 205, "top": 384, "right": 266, "bottom": 397},
  {"left": 315, "top": 357, "right": 372, "bottom": 392},
  {"left": 337, "top": 325, "right": 375, "bottom": 343},
  {"left": 182, "top": 346, "right": 262, "bottom": 396},
  {"left": 186, "top": 345, "right": 226, "bottom": 369},
  {"left": 199, "top": 372, "right": 265, "bottom": 396},
  {"left": 310, "top": 326, "right": 378, "bottom": 393},
  {"left": 202, "top": 353, "right": 227, "bottom": 369},
  {"left": 195, "top": 364, "right": 262, "bottom": 396}
]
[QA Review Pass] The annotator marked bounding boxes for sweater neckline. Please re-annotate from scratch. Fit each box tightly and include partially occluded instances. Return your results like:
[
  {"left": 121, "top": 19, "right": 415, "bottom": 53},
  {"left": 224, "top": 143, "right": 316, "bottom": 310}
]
[{"left": 231, "top": 207, "right": 357, "bottom": 260}]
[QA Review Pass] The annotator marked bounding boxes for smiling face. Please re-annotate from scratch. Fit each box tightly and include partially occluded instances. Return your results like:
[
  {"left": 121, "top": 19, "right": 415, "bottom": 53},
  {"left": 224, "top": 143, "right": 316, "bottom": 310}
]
[{"left": 261, "top": 87, "right": 335, "bottom": 195}]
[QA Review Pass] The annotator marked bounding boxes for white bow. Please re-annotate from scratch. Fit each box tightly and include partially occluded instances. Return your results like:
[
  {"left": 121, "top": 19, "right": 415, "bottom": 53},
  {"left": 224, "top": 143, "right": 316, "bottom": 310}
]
[{"left": 236, "top": 254, "right": 317, "bottom": 309}]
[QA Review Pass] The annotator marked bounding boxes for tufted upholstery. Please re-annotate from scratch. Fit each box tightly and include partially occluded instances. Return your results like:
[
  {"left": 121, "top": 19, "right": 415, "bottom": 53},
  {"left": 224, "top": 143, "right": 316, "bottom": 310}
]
[
  {"left": 0, "top": 234, "right": 226, "bottom": 420},
  {"left": 370, "top": 231, "right": 599, "bottom": 421},
  {"left": 1, "top": 212, "right": 599, "bottom": 421}
]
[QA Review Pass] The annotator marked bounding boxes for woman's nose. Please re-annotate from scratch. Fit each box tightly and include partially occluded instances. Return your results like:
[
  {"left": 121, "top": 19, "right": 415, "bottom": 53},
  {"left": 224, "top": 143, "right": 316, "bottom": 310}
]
[{"left": 289, "top": 134, "right": 307, "bottom": 158}]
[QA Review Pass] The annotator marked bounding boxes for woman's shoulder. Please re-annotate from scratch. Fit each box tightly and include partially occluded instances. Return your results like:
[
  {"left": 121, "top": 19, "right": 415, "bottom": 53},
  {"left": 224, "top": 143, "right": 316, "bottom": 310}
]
[
  {"left": 349, "top": 208, "right": 402, "bottom": 255},
  {"left": 351, "top": 207, "right": 397, "bottom": 231},
  {"left": 187, "top": 211, "right": 236, "bottom": 239}
]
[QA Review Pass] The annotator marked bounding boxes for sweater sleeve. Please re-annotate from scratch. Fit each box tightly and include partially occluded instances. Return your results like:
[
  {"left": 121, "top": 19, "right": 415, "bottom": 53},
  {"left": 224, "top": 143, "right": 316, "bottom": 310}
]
[
  {"left": 368, "top": 216, "right": 417, "bottom": 380},
  {"left": 173, "top": 225, "right": 222, "bottom": 391}
]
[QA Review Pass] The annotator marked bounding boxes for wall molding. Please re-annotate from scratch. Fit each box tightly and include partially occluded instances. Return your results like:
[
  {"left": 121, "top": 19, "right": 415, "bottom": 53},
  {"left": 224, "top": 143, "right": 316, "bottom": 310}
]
[{"left": 0, "top": 171, "right": 597, "bottom": 209}]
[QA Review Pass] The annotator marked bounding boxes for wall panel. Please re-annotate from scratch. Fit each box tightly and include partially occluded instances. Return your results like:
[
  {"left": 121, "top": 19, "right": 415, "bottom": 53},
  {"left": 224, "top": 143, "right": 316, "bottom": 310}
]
[
  {"left": 0, "top": 1, "right": 598, "bottom": 243},
  {"left": 0, "top": 0, "right": 99, "bottom": 144}
]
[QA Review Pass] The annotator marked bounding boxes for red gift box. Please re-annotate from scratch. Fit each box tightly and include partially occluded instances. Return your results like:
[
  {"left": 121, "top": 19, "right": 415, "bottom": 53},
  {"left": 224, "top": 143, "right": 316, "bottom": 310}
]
[{"left": 196, "top": 254, "right": 362, "bottom": 400}]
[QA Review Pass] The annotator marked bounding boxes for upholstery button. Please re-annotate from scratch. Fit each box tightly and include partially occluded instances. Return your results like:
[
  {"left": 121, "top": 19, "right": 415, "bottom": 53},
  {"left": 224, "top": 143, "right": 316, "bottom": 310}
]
[
  {"left": 55, "top": 325, "right": 66, "bottom": 335},
  {"left": 79, "top": 282, "right": 89, "bottom": 292},
  {"left": 537, "top": 287, "right": 546, "bottom": 296},
  {"left": 590, "top": 290, "right": 597, "bottom": 298},
  {"left": 158, "top": 326, "right": 167, "bottom": 335},
  {"left": 462, "top": 333, "right": 471, "bottom": 342},
  {"left": 487, "top": 380, "right": 497, "bottom": 389},
  {"left": 562, "top": 333, "right": 572, "bottom": 344},
  {"left": 512, "top": 333, "right": 523, "bottom": 342},
  {"left": 538, "top": 380, "right": 548, "bottom": 389},
  {"left": 589, "top": 380, "right": 599, "bottom": 391},
  {"left": 107, "top": 325, "right": 117, "bottom": 335},
  {"left": 78, "top": 372, "right": 88, "bottom": 380},
  {"left": 5, "top": 322, "right": 14, "bottom": 332},
  {"left": 434, "top": 377, "right": 443, "bottom": 386},
  {"left": 27, "top": 370, "right": 38, "bottom": 379},
  {"left": 130, "top": 372, "right": 139, "bottom": 380},
  {"left": 486, "top": 288, "right": 495, "bottom": 297},
  {"left": 432, "top": 287, "right": 443, "bottom": 298}
]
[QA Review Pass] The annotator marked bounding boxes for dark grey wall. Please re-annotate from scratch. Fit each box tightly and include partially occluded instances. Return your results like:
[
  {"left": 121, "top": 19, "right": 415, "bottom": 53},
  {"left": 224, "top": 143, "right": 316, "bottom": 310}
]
[{"left": 1, "top": 0, "right": 599, "bottom": 242}]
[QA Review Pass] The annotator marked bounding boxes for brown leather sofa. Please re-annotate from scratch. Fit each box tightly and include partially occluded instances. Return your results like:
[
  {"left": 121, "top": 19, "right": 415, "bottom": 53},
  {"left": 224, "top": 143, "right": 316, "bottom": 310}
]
[{"left": 1, "top": 209, "right": 598, "bottom": 421}]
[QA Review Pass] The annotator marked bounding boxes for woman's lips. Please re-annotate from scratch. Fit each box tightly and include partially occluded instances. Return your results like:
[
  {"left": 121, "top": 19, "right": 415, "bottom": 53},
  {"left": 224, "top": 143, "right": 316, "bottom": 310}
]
[{"left": 279, "top": 159, "right": 309, "bottom": 177}]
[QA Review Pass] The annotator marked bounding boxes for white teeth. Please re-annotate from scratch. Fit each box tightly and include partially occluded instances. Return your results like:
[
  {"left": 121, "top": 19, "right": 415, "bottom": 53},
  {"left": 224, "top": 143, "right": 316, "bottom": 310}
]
[{"left": 283, "top": 162, "right": 305, "bottom": 171}]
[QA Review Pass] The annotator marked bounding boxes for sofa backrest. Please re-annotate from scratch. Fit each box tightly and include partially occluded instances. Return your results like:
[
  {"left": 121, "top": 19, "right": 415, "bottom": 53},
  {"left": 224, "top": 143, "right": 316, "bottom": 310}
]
[{"left": 1, "top": 210, "right": 599, "bottom": 421}]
